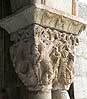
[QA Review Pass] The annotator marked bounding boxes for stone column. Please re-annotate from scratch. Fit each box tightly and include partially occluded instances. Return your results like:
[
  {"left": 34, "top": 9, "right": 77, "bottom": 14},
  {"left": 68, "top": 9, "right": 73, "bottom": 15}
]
[
  {"left": 52, "top": 90, "right": 70, "bottom": 99},
  {"left": 29, "top": 91, "right": 51, "bottom": 99},
  {"left": 0, "top": 2, "right": 86, "bottom": 99}
]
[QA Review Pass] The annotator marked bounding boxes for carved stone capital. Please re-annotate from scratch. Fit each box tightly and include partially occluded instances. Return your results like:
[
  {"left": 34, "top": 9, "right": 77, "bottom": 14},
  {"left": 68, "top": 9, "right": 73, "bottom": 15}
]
[
  {"left": 9, "top": 24, "right": 79, "bottom": 91},
  {"left": 0, "top": 5, "right": 86, "bottom": 91}
]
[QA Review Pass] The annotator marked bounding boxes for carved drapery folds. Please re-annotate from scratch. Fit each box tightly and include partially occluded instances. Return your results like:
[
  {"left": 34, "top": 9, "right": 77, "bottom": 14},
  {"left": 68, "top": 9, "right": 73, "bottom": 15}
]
[{"left": 10, "top": 24, "right": 79, "bottom": 91}]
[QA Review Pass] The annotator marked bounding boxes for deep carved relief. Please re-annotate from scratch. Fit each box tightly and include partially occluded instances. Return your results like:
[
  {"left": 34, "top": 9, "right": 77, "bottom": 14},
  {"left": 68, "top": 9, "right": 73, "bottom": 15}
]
[{"left": 10, "top": 24, "right": 79, "bottom": 91}]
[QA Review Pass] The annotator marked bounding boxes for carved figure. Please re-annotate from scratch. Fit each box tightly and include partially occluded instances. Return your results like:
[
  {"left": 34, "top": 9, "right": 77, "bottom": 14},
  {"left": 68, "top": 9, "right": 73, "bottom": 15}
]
[{"left": 10, "top": 24, "right": 78, "bottom": 91}]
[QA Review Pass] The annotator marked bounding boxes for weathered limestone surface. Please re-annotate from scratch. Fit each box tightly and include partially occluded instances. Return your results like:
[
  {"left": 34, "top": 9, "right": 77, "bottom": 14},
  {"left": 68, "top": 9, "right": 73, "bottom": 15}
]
[
  {"left": 74, "top": 29, "right": 87, "bottom": 99},
  {"left": 9, "top": 24, "right": 79, "bottom": 91},
  {"left": 0, "top": 3, "right": 86, "bottom": 99},
  {"left": 74, "top": 2, "right": 87, "bottom": 99},
  {"left": 78, "top": 2, "right": 87, "bottom": 21},
  {"left": 0, "top": 5, "right": 85, "bottom": 34}
]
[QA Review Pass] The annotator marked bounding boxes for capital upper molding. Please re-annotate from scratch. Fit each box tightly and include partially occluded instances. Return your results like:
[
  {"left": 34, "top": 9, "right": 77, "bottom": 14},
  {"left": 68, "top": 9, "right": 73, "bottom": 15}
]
[{"left": 0, "top": 4, "right": 86, "bottom": 34}]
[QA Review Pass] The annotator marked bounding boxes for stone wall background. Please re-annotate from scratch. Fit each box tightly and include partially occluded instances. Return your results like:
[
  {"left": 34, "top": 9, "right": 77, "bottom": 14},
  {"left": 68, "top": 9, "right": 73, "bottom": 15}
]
[
  {"left": 10, "top": 0, "right": 72, "bottom": 14},
  {"left": 74, "top": 2, "right": 87, "bottom": 99}
]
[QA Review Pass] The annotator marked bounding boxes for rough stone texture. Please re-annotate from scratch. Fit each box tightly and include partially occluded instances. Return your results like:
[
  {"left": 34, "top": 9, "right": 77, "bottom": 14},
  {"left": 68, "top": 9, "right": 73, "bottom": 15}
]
[
  {"left": 10, "top": 0, "right": 72, "bottom": 14},
  {"left": 0, "top": 5, "right": 85, "bottom": 34},
  {"left": 78, "top": 2, "right": 87, "bottom": 21},
  {"left": 74, "top": 2, "right": 87, "bottom": 99},
  {"left": 9, "top": 24, "right": 79, "bottom": 91},
  {"left": 74, "top": 28, "right": 87, "bottom": 99}
]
